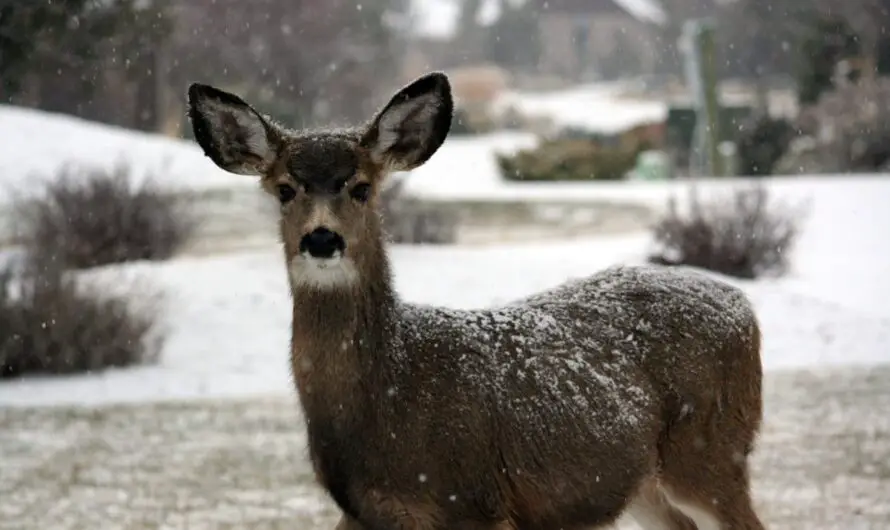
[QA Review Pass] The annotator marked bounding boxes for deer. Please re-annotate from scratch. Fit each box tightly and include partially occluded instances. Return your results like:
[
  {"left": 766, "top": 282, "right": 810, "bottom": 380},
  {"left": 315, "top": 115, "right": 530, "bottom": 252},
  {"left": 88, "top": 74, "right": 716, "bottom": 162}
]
[{"left": 186, "top": 72, "right": 766, "bottom": 530}]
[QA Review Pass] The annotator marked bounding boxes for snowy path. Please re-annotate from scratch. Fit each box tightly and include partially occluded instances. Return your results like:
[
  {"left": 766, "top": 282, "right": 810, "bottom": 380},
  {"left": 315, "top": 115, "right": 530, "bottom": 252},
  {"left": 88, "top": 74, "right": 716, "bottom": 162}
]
[{"left": 2, "top": 363, "right": 889, "bottom": 529}]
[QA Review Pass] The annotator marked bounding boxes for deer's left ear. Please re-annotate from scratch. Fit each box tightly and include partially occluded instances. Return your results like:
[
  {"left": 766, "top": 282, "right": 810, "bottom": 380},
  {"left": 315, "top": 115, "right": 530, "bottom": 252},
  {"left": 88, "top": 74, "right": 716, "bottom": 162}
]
[
  {"left": 361, "top": 72, "right": 453, "bottom": 172},
  {"left": 187, "top": 84, "right": 283, "bottom": 176}
]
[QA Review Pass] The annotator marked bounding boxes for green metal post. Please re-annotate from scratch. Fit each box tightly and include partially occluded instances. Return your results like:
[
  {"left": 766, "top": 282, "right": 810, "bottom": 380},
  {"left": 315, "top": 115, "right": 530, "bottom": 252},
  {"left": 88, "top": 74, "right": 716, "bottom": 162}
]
[
  {"left": 681, "top": 19, "right": 724, "bottom": 177},
  {"left": 698, "top": 21, "right": 723, "bottom": 176}
]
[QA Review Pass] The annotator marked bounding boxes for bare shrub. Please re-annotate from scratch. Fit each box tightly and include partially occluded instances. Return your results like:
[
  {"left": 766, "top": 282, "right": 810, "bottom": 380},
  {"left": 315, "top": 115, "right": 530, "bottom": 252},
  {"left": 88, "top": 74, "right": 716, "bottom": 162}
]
[
  {"left": 0, "top": 259, "right": 162, "bottom": 378},
  {"left": 14, "top": 161, "right": 196, "bottom": 269},
  {"left": 648, "top": 185, "right": 804, "bottom": 279}
]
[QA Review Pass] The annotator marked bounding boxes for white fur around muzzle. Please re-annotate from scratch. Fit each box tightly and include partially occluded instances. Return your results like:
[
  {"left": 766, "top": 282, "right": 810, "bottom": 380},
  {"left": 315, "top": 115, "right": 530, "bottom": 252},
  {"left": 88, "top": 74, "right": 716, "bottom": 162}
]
[{"left": 288, "top": 252, "right": 359, "bottom": 289}]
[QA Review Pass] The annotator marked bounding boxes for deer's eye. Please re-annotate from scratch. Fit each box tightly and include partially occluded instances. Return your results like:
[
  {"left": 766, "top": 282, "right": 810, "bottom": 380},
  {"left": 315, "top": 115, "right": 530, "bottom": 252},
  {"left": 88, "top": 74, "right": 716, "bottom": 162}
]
[
  {"left": 349, "top": 182, "right": 372, "bottom": 203},
  {"left": 277, "top": 184, "right": 297, "bottom": 204}
]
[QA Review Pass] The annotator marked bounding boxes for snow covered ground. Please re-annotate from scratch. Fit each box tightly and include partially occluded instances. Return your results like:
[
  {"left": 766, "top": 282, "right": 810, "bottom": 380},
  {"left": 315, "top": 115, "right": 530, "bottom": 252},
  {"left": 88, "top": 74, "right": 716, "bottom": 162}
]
[
  {"left": 0, "top": 104, "right": 251, "bottom": 203},
  {"left": 3, "top": 365, "right": 889, "bottom": 529}
]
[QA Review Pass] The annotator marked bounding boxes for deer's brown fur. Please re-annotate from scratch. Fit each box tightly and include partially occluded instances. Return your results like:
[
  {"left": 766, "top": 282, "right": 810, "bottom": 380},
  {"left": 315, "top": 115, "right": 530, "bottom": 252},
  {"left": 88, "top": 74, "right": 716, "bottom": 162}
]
[{"left": 188, "top": 72, "right": 766, "bottom": 530}]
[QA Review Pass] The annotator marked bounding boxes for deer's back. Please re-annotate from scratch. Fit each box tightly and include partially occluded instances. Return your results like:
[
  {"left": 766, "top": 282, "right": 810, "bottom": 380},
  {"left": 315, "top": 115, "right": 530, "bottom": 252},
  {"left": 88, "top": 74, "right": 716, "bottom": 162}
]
[{"left": 402, "top": 264, "right": 759, "bottom": 412}]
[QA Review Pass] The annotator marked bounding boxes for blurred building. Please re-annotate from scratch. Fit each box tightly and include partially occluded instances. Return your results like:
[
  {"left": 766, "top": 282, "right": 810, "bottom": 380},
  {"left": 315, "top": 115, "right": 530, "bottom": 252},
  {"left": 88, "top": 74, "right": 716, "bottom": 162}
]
[
  {"left": 402, "top": 0, "right": 667, "bottom": 86},
  {"left": 530, "top": 0, "right": 666, "bottom": 81}
]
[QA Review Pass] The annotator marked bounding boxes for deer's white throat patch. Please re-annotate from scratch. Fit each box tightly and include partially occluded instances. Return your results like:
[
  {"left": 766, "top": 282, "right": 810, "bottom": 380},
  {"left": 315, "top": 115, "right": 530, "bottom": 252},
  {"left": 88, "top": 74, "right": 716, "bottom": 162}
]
[{"left": 288, "top": 252, "right": 358, "bottom": 289}]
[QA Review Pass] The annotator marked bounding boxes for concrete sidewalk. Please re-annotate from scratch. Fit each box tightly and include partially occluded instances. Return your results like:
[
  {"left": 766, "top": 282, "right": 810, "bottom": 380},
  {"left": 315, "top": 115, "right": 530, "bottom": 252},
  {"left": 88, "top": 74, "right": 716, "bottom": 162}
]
[{"left": 2, "top": 364, "right": 889, "bottom": 530}]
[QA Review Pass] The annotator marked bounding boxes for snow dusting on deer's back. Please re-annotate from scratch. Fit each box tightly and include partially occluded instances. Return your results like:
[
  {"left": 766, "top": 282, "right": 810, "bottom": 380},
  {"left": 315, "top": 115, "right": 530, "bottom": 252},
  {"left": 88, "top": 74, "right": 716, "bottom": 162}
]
[{"left": 397, "top": 264, "right": 758, "bottom": 440}]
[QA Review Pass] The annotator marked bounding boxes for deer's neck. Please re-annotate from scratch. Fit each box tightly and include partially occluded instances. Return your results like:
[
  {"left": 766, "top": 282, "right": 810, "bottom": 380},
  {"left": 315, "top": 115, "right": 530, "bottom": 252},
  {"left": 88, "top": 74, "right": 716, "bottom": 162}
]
[{"left": 289, "top": 251, "right": 401, "bottom": 414}]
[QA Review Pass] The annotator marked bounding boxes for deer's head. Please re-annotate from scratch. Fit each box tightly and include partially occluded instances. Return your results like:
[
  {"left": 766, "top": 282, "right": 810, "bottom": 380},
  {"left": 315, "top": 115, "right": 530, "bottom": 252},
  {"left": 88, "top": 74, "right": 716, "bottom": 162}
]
[{"left": 187, "top": 73, "right": 453, "bottom": 290}]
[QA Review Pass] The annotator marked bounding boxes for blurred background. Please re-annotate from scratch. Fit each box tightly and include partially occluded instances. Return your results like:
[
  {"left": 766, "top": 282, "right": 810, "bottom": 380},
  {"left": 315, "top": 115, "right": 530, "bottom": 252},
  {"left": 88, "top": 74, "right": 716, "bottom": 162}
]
[
  {"left": 3, "top": 0, "right": 890, "bottom": 174},
  {"left": 1, "top": 1, "right": 889, "bottom": 528}
]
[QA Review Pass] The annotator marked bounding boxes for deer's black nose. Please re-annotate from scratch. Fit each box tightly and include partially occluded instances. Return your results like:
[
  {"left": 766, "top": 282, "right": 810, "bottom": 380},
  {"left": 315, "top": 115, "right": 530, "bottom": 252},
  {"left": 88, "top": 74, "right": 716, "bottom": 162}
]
[{"left": 299, "top": 227, "right": 345, "bottom": 259}]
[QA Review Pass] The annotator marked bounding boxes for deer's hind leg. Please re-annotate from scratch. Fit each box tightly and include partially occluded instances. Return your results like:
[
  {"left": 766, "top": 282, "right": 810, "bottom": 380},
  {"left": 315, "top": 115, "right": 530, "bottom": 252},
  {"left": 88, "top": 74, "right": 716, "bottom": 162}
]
[
  {"left": 657, "top": 438, "right": 765, "bottom": 530},
  {"left": 656, "top": 392, "right": 765, "bottom": 527},
  {"left": 657, "top": 406, "right": 765, "bottom": 530}
]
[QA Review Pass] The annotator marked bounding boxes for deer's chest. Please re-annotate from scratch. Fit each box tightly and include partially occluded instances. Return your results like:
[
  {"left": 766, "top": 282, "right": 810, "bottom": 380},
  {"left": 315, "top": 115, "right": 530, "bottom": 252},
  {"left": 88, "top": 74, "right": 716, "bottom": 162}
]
[
  {"left": 303, "top": 388, "right": 433, "bottom": 519},
  {"left": 305, "top": 411, "right": 367, "bottom": 519}
]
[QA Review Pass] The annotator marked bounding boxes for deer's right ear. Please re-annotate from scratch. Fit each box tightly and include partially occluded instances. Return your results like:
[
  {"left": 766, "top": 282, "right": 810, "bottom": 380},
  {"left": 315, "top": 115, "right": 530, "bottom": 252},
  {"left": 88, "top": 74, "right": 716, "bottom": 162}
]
[{"left": 187, "top": 84, "right": 282, "bottom": 176}]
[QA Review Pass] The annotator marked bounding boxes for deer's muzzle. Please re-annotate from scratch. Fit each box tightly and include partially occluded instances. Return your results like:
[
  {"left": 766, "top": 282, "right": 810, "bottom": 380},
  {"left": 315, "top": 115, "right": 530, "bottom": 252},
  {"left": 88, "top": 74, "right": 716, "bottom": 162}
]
[{"left": 299, "top": 227, "right": 346, "bottom": 260}]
